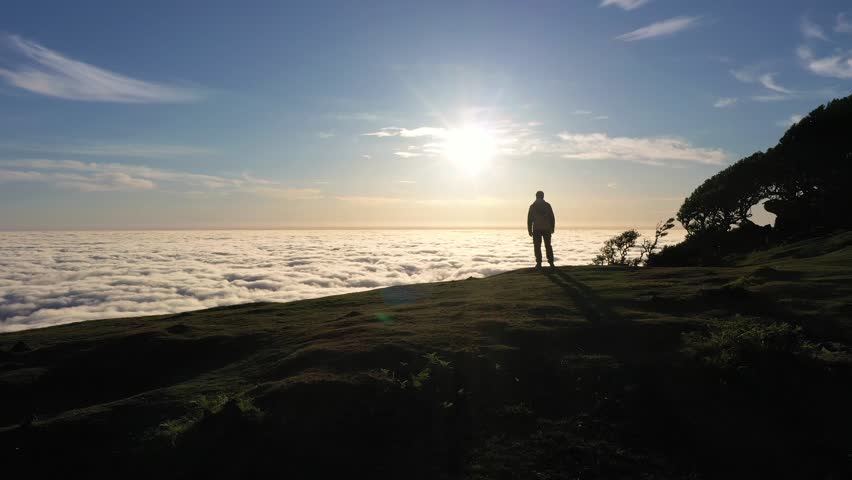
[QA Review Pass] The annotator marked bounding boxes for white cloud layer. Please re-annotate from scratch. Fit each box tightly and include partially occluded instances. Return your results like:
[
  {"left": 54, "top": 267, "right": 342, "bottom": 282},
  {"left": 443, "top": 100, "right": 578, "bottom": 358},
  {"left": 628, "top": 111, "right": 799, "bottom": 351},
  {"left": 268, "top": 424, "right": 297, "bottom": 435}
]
[
  {"left": 0, "top": 229, "right": 684, "bottom": 332},
  {"left": 616, "top": 16, "right": 700, "bottom": 41},
  {"left": 0, "top": 34, "right": 200, "bottom": 103},
  {"left": 600, "top": 0, "right": 649, "bottom": 11}
]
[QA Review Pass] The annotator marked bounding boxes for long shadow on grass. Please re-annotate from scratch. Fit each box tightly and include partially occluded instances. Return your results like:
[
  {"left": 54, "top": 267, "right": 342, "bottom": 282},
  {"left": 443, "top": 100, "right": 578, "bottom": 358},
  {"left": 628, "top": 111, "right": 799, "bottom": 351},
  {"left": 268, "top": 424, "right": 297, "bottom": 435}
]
[{"left": 544, "top": 268, "right": 625, "bottom": 324}]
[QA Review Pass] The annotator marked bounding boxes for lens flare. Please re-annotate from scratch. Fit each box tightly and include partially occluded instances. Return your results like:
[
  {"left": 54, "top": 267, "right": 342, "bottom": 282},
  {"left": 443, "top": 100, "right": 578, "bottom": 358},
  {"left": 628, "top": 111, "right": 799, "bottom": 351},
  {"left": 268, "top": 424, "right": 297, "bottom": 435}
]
[{"left": 442, "top": 126, "right": 497, "bottom": 174}]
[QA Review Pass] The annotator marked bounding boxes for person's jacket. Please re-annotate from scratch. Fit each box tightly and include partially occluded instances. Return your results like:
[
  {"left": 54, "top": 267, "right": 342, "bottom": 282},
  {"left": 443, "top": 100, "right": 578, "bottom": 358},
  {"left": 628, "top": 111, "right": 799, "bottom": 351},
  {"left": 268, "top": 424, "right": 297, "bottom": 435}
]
[{"left": 527, "top": 199, "right": 555, "bottom": 233}]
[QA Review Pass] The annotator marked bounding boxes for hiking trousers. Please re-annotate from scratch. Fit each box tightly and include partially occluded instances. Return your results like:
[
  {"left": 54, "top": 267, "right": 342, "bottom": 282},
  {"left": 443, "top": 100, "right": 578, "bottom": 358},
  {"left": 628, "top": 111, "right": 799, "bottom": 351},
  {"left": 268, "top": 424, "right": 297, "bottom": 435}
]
[{"left": 533, "top": 231, "right": 554, "bottom": 264}]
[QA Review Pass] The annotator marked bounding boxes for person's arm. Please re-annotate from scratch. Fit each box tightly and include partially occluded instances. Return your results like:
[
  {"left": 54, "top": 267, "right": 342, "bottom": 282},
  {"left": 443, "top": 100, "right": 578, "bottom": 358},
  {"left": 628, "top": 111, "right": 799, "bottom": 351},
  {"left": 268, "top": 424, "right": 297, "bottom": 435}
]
[
  {"left": 527, "top": 206, "right": 534, "bottom": 236},
  {"left": 549, "top": 205, "right": 555, "bottom": 233}
]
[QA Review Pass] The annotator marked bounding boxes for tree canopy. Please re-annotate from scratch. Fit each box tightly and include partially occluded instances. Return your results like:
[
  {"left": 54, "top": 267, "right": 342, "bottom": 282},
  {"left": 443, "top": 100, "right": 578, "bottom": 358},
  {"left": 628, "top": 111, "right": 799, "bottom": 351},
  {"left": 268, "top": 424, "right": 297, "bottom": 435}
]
[{"left": 677, "top": 94, "right": 852, "bottom": 237}]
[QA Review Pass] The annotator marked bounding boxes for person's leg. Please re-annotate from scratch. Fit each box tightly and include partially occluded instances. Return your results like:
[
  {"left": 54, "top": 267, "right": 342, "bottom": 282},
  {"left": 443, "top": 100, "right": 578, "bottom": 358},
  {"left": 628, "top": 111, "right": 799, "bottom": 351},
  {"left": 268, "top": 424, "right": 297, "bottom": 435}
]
[
  {"left": 543, "top": 233, "right": 554, "bottom": 265},
  {"left": 533, "top": 231, "right": 543, "bottom": 266}
]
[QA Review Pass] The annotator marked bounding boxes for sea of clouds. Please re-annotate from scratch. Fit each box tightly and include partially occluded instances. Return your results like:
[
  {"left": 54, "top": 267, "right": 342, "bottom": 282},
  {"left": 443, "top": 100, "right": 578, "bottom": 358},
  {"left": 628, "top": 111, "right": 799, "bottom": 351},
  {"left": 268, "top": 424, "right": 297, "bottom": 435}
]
[{"left": 0, "top": 229, "right": 684, "bottom": 332}]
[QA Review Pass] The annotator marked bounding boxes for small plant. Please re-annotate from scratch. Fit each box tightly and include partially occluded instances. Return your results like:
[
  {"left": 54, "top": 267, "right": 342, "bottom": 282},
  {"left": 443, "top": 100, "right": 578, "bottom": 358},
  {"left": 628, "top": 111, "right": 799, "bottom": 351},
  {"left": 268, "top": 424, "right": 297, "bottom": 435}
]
[
  {"left": 374, "top": 364, "right": 431, "bottom": 390},
  {"left": 410, "top": 367, "right": 431, "bottom": 390},
  {"left": 592, "top": 218, "right": 675, "bottom": 266},
  {"left": 154, "top": 391, "right": 262, "bottom": 446},
  {"left": 195, "top": 393, "right": 229, "bottom": 415},
  {"left": 375, "top": 353, "right": 452, "bottom": 391},
  {"left": 682, "top": 316, "right": 810, "bottom": 368},
  {"left": 235, "top": 395, "right": 261, "bottom": 415},
  {"left": 423, "top": 352, "right": 451, "bottom": 368},
  {"left": 158, "top": 416, "right": 198, "bottom": 446}
]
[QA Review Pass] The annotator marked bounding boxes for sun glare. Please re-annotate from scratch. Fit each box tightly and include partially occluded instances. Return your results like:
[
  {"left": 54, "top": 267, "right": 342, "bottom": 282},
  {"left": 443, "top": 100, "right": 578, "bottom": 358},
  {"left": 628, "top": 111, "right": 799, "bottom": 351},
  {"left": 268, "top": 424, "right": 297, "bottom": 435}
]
[{"left": 443, "top": 126, "right": 497, "bottom": 174}]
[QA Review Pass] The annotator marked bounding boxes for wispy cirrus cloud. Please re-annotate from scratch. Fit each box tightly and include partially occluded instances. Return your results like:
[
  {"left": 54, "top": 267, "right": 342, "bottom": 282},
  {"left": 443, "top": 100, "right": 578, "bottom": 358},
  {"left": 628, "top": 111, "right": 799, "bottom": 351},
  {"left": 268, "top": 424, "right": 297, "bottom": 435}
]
[
  {"left": 600, "top": 0, "right": 649, "bottom": 11},
  {"left": 713, "top": 97, "right": 738, "bottom": 108},
  {"left": 249, "top": 187, "right": 323, "bottom": 200},
  {"left": 570, "top": 110, "right": 608, "bottom": 120},
  {"left": 797, "top": 45, "right": 852, "bottom": 79},
  {"left": 0, "top": 167, "right": 155, "bottom": 192},
  {"left": 837, "top": 13, "right": 852, "bottom": 33},
  {"left": 57, "top": 172, "right": 156, "bottom": 192},
  {"left": 0, "top": 159, "right": 194, "bottom": 191},
  {"left": 363, "top": 127, "right": 447, "bottom": 138},
  {"left": 0, "top": 159, "right": 314, "bottom": 196},
  {"left": 0, "top": 159, "right": 233, "bottom": 190},
  {"left": 731, "top": 67, "right": 796, "bottom": 100},
  {"left": 0, "top": 141, "right": 213, "bottom": 159},
  {"left": 751, "top": 94, "right": 792, "bottom": 102},
  {"left": 759, "top": 73, "right": 793, "bottom": 94},
  {"left": 0, "top": 34, "right": 201, "bottom": 103},
  {"left": 616, "top": 16, "right": 700, "bottom": 41},
  {"left": 363, "top": 115, "right": 726, "bottom": 167},
  {"left": 730, "top": 67, "right": 756, "bottom": 84},
  {"left": 556, "top": 132, "right": 727, "bottom": 165},
  {"left": 801, "top": 17, "right": 829, "bottom": 41},
  {"left": 364, "top": 120, "right": 533, "bottom": 161}
]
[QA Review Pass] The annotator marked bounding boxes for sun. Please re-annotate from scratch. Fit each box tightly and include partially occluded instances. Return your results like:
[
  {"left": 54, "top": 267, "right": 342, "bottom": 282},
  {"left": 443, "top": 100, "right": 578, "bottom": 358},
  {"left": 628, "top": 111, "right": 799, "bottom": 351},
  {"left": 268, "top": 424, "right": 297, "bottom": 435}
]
[{"left": 442, "top": 125, "right": 498, "bottom": 174}]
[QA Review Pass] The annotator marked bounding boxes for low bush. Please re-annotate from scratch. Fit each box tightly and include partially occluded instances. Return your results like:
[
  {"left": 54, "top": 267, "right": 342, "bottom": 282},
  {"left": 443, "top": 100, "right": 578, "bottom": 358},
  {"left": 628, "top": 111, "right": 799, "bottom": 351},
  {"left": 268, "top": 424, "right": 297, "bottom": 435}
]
[{"left": 682, "top": 316, "right": 811, "bottom": 369}]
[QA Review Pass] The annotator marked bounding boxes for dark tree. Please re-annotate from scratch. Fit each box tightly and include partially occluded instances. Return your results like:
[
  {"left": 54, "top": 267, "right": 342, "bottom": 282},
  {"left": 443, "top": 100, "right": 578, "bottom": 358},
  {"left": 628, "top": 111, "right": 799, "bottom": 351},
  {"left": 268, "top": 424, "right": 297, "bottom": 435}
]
[{"left": 676, "top": 94, "right": 852, "bottom": 238}]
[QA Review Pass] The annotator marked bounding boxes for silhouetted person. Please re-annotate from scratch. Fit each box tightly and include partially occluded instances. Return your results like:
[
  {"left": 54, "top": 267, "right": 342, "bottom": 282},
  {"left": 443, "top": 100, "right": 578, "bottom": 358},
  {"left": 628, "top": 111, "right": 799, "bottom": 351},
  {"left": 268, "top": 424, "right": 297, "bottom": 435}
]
[{"left": 527, "top": 191, "right": 555, "bottom": 269}]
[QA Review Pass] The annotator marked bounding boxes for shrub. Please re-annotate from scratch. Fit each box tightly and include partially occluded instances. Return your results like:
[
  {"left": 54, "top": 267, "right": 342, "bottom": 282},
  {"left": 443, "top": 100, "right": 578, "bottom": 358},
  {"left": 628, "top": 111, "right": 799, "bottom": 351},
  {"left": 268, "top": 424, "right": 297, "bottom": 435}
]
[
  {"left": 154, "top": 392, "right": 261, "bottom": 446},
  {"left": 592, "top": 219, "right": 675, "bottom": 266},
  {"left": 649, "top": 221, "right": 773, "bottom": 266},
  {"left": 592, "top": 229, "right": 641, "bottom": 266},
  {"left": 682, "top": 316, "right": 809, "bottom": 369}
]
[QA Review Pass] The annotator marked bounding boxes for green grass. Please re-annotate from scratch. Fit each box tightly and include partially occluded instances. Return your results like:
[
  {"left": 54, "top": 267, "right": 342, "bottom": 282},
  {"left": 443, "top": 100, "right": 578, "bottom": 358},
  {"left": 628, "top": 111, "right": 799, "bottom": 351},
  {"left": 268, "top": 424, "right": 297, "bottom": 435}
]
[{"left": 1, "top": 232, "right": 852, "bottom": 479}]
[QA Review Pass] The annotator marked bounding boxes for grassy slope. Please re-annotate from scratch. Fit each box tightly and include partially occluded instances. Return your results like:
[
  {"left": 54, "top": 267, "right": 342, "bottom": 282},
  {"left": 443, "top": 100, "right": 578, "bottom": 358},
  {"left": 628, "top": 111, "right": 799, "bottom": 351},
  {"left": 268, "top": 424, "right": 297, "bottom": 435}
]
[{"left": 1, "top": 232, "right": 852, "bottom": 479}]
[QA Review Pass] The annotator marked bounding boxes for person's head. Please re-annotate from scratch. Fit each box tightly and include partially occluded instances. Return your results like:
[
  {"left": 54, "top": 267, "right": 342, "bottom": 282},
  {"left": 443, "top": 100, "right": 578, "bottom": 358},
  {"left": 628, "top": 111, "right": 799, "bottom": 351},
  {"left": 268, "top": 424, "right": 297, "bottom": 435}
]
[{"left": 535, "top": 191, "right": 544, "bottom": 200}]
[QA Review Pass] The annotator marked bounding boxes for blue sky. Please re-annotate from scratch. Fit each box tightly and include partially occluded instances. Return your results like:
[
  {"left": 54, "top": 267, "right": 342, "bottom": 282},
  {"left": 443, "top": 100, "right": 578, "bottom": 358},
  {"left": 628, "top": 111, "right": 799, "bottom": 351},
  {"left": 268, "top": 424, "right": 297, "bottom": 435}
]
[{"left": 1, "top": 0, "right": 850, "bottom": 229}]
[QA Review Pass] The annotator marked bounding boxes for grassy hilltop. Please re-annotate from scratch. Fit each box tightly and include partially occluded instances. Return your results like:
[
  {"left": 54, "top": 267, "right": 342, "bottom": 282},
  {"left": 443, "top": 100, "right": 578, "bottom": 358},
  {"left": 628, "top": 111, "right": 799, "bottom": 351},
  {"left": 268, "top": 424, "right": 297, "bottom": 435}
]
[{"left": 2, "top": 232, "right": 852, "bottom": 479}]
